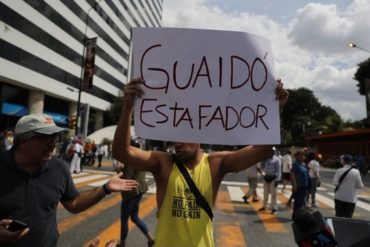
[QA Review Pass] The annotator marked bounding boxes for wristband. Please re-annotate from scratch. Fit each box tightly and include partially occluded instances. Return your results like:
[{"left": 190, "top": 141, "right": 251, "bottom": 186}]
[{"left": 102, "top": 183, "right": 112, "bottom": 195}]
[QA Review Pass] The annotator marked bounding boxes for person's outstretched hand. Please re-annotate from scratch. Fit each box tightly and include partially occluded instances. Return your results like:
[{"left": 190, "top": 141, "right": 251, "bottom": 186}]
[{"left": 106, "top": 173, "right": 139, "bottom": 192}]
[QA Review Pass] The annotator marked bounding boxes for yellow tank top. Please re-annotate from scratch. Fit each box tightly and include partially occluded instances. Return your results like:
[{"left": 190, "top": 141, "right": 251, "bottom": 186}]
[{"left": 155, "top": 154, "right": 214, "bottom": 247}]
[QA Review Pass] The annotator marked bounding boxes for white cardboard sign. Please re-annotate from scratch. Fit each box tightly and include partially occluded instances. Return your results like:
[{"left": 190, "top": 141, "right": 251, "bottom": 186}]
[{"left": 132, "top": 27, "right": 280, "bottom": 145}]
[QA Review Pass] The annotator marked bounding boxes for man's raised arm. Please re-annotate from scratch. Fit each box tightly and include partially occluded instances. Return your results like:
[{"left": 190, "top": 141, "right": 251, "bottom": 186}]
[{"left": 112, "top": 79, "right": 162, "bottom": 172}]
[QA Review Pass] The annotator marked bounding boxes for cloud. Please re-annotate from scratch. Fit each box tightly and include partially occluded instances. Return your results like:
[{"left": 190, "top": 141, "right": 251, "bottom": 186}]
[{"left": 162, "top": 0, "right": 368, "bottom": 121}]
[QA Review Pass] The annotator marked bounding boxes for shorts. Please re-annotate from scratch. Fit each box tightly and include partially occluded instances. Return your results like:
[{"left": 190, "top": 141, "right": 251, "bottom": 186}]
[{"left": 282, "top": 172, "right": 291, "bottom": 181}]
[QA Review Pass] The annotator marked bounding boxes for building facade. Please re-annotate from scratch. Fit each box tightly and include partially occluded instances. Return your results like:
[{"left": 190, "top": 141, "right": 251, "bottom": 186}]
[{"left": 0, "top": 0, "right": 163, "bottom": 137}]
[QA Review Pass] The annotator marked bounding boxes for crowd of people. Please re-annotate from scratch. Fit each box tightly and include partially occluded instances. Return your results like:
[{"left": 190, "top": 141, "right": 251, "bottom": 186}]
[
  {"left": 241, "top": 147, "right": 364, "bottom": 220},
  {"left": 57, "top": 137, "right": 110, "bottom": 173}
]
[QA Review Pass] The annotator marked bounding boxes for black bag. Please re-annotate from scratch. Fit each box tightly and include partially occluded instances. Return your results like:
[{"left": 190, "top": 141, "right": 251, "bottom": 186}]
[
  {"left": 78, "top": 152, "right": 83, "bottom": 158},
  {"left": 264, "top": 175, "right": 276, "bottom": 183},
  {"left": 335, "top": 167, "right": 353, "bottom": 193}
]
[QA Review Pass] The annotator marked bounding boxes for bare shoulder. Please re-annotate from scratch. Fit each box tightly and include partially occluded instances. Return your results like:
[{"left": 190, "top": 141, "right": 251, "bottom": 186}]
[
  {"left": 151, "top": 151, "right": 173, "bottom": 175},
  {"left": 207, "top": 151, "right": 233, "bottom": 174},
  {"left": 208, "top": 151, "right": 233, "bottom": 164}
]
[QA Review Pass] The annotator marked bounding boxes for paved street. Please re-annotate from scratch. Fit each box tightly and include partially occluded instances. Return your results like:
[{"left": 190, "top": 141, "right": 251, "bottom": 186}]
[{"left": 56, "top": 161, "right": 370, "bottom": 247}]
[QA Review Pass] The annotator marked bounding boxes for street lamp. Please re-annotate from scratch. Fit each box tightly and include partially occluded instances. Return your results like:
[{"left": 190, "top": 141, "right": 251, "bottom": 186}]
[
  {"left": 75, "top": 0, "right": 101, "bottom": 136},
  {"left": 348, "top": 42, "right": 370, "bottom": 53}
]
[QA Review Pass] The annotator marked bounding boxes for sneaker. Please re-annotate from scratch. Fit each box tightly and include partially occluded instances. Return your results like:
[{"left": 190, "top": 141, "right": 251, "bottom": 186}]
[
  {"left": 242, "top": 196, "right": 249, "bottom": 204},
  {"left": 258, "top": 207, "right": 266, "bottom": 212},
  {"left": 271, "top": 209, "right": 277, "bottom": 215}
]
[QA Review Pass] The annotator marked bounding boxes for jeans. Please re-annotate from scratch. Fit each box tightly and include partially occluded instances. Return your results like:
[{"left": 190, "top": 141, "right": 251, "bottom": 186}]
[
  {"left": 293, "top": 187, "right": 307, "bottom": 211},
  {"left": 120, "top": 193, "right": 149, "bottom": 241}
]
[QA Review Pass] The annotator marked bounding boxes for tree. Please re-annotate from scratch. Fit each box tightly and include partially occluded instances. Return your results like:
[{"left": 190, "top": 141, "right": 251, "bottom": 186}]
[
  {"left": 281, "top": 88, "right": 343, "bottom": 146},
  {"left": 354, "top": 58, "right": 370, "bottom": 95}
]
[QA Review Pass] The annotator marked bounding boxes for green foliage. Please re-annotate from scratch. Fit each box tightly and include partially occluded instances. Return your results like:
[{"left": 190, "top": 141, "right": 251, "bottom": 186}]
[
  {"left": 343, "top": 118, "right": 368, "bottom": 129},
  {"left": 281, "top": 88, "right": 343, "bottom": 146},
  {"left": 354, "top": 58, "right": 370, "bottom": 95}
]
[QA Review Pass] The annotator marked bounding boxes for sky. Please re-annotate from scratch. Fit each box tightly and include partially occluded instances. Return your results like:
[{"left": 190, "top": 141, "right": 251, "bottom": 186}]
[{"left": 161, "top": 0, "right": 370, "bottom": 121}]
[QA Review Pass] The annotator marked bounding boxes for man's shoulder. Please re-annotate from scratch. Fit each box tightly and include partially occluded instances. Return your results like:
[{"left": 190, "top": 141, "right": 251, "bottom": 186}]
[{"left": 47, "top": 157, "right": 70, "bottom": 172}]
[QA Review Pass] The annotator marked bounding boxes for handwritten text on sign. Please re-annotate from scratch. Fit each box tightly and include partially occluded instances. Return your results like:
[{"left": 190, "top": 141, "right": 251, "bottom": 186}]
[{"left": 132, "top": 28, "right": 280, "bottom": 145}]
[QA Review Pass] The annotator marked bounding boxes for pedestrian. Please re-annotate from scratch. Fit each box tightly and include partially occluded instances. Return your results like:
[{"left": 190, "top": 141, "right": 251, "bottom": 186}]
[
  {"left": 281, "top": 150, "right": 292, "bottom": 194},
  {"left": 0, "top": 113, "right": 139, "bottom": 247},
  {"left": 258, "top": 152, "right": 281, "bottom": 214},
  {"left": 119, "top": 160, "right": 154, "bottom": 247},
  {"left": 333, "top": 154, "right": 364, "bottom": 218},
  {"left": 58, "top": 137, "right": 69, "bottom": 161},
  {"left": 290, "top": 151, "right": 309, "bottom": 213},
  {"left": 96, "top": 144, "right": 105, "bottom": 168},
  {"left": 307, "top": 152, "right": 321, "bottom": 208},
  {"left": 242, "top": 163, "right": 262, "bottom": 204},
  {"left": 112, "top": 78, "right": 289, "bottom": 247},
  {"left": 69, "top": 139, "right": 83, "bottom": 174},
  {"left": 4, "top": 130, "right": 14, "bottom": 150}
]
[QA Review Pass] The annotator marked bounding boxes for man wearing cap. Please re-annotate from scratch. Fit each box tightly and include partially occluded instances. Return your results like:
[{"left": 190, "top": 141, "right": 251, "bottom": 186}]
[
  {"left": 333, "top": 154, "right": 364, "bottom": 218},
  {"left": 0, "top": 113, "right": 139, "bottom": 247}
]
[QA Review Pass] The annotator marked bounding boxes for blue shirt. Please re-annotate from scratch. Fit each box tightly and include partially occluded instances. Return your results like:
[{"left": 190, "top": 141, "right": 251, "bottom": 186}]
[{"left": 292, "top": 160, "right": 309, "bottom": 188}]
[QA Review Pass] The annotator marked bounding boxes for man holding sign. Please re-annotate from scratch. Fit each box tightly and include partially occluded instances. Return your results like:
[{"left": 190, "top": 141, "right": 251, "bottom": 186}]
[{"left": 113, "top": 28, "right": 289, "bottom": 247}]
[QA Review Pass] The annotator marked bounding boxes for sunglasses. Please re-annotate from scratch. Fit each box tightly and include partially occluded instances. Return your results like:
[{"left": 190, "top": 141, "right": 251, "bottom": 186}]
[{"left": 31, "top": 133, "right": 61, "bottom": 145}]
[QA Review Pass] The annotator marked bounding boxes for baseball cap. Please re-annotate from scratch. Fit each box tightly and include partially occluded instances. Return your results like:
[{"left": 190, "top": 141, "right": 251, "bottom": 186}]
[
  {"left": 340, "top": 154, "right": 353, "bottom": 163},
  {"left": 15, "top": 113, "right": 66, "bottom": 136}
]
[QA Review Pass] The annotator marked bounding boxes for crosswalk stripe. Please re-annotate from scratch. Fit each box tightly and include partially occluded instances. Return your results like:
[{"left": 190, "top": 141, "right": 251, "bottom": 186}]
[
  {"left": 215, "top": 191, "right": 247, "bottom": 246},
  {"left": 314, "top": 193, "right": 335, "bottom": 208},
  {"left": 216, "top": 191, "right": 235, "bottom": 213},
  {"left": 88, "top": 179, "right": 109, "bottom": 187},
  {"left": 71, "top": 172, "right": 89, "bottom": 177},
  {"left": 148, "top": 184, "right": 157, "bottom": 194},
  {"left": 327, "top": 192, "right": 370, "bottom": 211},
  {"left": 58, "top": 193, "right": 122, "bottom": 234},
  {"left": 71, "top": 172, "right": 370, "bottom": 215},
  {"left": 216, "top": 223, "right": 247, "bottom": 247},
  {"left": 82, "top": 194, "right": 157, "bottom": 247},
  {"left": 227, "top": 186, "right": 245, "bottom": 202},
  {"left": 327, "top": 192, "right": 370, "bottom": 200},
  {"left": 73, "top": 174, "right": 109, "bottom": 184}
]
